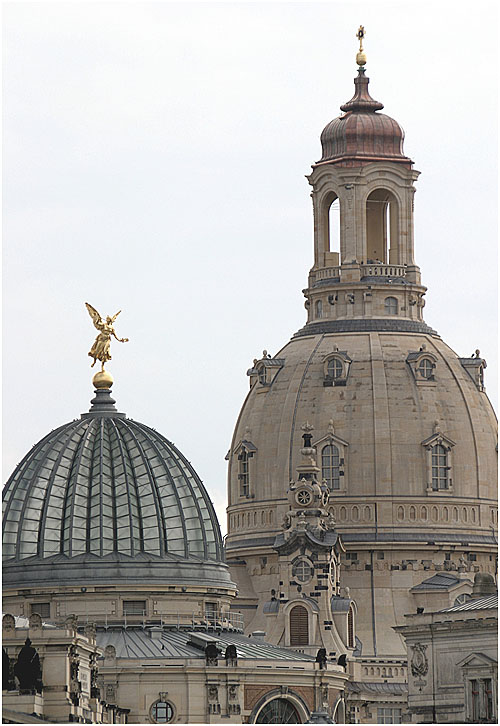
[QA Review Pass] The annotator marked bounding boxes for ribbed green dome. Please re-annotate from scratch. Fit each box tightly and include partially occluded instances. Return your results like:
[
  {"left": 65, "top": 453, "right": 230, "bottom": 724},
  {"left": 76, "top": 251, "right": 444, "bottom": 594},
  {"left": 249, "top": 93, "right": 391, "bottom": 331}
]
[{"left": 2, "top": 389, "right": 228, "bottom": 588}]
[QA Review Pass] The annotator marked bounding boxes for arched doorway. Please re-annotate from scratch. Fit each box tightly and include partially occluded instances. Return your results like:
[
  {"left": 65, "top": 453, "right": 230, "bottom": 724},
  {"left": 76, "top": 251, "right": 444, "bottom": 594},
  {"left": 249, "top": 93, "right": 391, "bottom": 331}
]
[{"left": 256, "top": 698, "right": 301, "bottom": 723}]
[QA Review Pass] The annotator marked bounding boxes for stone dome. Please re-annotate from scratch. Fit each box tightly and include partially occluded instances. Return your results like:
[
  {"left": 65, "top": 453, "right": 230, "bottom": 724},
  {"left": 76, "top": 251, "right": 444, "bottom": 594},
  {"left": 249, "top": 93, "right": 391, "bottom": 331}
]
[
  {"left": 319, "top": 68, "right": 412, "bottom": 166},
  {"left": 2, "top": 387, "right": 231, "bottom": 590},
  {"left": 226, "top": 328, "right": 498, "bottom": 555}
]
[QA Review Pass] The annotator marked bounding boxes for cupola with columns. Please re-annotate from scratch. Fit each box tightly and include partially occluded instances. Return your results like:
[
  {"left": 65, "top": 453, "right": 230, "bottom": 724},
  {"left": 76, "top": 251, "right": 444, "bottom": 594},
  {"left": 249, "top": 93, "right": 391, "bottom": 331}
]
[{"left": 302, "top": 26, "right": 428, "bottom": 336}]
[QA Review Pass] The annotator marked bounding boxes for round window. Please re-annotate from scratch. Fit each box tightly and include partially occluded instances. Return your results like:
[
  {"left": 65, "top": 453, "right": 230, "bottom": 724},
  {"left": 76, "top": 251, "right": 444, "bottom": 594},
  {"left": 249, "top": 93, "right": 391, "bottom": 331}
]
[
  {"left": 296, "top": 489, "right": 312, "bottom": 506},
  {"left": 292, "top": 559, "right": 314, "bottom": 583},
  {"left": 150, "top": 700, "right": 174, "bottom": 724}
]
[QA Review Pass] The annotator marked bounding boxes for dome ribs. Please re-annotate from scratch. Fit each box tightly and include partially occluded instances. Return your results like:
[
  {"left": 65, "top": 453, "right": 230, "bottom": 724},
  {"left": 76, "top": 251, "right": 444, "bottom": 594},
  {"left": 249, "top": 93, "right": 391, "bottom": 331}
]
[
  {"left": 146, "top": 427, "right": 211, "bottom": 561},
  {"left": 61, "top": 420, "right": 95, "bottom": 558},
  {"left": 157, "top": 431, "right": 223, "bottom": 561},
  {"left": 128, "top": 421, "right": 188, "bottom": 559},
  {"left": 108, "top": 418, "right": 142, "bottom": 557},
  {"left": 38, "top": 420, "right": 85, "bottom": 559},
  {"left": 116, "top": 421, "right": 163, "bottom": 557}
]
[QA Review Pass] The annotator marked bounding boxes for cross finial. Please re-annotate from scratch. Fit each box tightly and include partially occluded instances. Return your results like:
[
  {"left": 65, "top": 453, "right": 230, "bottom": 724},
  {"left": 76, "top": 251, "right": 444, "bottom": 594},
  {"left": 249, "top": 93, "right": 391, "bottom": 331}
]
[
  {"left": 356, "top": 25, "right": 367, "bottom": 67},
  {"left": 357, "top": 25, "right": 365, "bottom": 49}
]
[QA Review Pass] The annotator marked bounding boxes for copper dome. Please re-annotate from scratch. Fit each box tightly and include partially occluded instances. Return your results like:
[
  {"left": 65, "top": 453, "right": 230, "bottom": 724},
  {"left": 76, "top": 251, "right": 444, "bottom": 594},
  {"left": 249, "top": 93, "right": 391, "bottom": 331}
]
[{"left": 319, "top": 68, "right": 412, "bottom": 167}]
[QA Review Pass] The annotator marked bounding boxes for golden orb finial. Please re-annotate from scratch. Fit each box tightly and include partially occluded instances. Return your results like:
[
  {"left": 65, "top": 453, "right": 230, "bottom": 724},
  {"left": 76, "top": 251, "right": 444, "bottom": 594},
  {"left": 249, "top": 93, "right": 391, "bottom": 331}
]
[
  {"left": 356, "top": 25, "right": 367, "bottom": 67},
  {"left": 92, "top": 369, "right": 114, "bottom": 389}
]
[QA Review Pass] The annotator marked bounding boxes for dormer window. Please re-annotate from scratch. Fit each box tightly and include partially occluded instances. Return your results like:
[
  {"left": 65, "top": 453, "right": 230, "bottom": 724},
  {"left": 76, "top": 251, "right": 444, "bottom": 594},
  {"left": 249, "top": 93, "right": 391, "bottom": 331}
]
[
  {"left": 418, "top": 358, "right": 434, "bottom": 380},
  {"left": 407, "top": 348, "right": 437, "bottom": 385},
  {"left": 384, "top": 296, "right": 398, "bottom": 315},
  {"left": 327, "top": 358, "right": 343, "bottom": 380},
  {"left": 323, "top": 351, "right": 352, "bottom": 387},
  {"left": 247, "top": 352, "right": 285, "bottom": 389}
]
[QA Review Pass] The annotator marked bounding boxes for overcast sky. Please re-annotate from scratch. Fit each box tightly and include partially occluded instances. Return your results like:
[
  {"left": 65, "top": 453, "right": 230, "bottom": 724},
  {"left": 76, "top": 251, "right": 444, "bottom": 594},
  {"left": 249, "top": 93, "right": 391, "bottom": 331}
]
[{"left": 3, "top": 1, "right": 497, "bottom": 533}]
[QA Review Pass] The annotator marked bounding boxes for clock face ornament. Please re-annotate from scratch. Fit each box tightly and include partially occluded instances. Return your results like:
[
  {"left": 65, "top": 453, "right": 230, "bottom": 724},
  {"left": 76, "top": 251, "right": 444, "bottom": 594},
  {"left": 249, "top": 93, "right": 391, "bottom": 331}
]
[{"left": 296, "top": 489, "right": 312, "bottom": 506}]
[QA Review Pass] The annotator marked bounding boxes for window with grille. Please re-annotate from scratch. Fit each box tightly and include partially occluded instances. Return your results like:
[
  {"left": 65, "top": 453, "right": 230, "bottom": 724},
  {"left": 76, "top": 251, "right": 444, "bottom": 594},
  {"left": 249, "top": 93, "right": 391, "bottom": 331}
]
[
  {"left": 322, "top": 444, "right": 340, "bottom": 489},
  {"left": 418, "top": 358, "right": 434, "bottom": 379},
  {"left": 150, "top": 700, "right": 174, "bottom": 723},
  {"left": 292, "top": 559, "right": 313, "bottom": 584},
  {"left": 30, "top": 602, "right": 50, "bottom": 618},
  {"left": 123, "top": 600, "right": 146, "bottom": 615},
  {"left": 384, "top": 297, "right": 398, "bottom": 315},
  {"left": 377, "top": 708, "right": 402, "bottom": 724},
  {"left": 290, "top": 605, "right": 309, "bottom": 646},
  {"left": 327, "top": 358, "right": 343, "bottom": 380},
  {"left": 238, "top": 450, "right": 249, "bottom": 497},
  {"left": 431, "top": 444, "right": 448, "bottom": 489},
  {"left": 256, "top": 699, "right": 300, "bottom": 724}
]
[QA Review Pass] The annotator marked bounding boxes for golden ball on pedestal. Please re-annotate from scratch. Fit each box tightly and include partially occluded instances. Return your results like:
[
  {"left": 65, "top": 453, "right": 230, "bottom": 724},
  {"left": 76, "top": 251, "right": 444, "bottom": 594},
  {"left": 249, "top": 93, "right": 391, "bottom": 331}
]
[{"left": 92, "top": 370, "right": 114, "bottom": 389}]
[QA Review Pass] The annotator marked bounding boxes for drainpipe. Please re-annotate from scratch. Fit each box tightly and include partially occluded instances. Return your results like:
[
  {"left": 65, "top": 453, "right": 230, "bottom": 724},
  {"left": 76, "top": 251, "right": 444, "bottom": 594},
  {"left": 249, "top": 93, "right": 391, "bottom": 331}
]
[{"left": 370, "top": 550, "right": 377, "bottom": 656}]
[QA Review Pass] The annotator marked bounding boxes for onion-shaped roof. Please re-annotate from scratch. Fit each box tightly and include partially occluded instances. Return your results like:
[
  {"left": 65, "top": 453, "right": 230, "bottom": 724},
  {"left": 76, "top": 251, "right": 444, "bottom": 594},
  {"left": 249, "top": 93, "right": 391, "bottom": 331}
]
[
  {"left": 2, "top": 388, "right": 231, "bottom": 589},
  {"left": 319, "top": 68, "right": 412, "bottom": 167}
]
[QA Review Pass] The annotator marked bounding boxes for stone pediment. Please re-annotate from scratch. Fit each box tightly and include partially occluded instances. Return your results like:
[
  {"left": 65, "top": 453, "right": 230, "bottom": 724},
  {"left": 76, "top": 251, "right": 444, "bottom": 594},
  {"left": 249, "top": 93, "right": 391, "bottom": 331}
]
[
  {"left": 421, "top": 430, "right": 456, "bottom": 451},
  {"left": 457, "top": 652, "right": 498, "bottom": 669}
]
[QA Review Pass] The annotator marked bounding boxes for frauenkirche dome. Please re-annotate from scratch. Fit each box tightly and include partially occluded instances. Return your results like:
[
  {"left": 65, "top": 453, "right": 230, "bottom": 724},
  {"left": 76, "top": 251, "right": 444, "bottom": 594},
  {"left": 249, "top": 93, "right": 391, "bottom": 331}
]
[{"left": 225, "top": 44, "right": 498, "bottom": 660}]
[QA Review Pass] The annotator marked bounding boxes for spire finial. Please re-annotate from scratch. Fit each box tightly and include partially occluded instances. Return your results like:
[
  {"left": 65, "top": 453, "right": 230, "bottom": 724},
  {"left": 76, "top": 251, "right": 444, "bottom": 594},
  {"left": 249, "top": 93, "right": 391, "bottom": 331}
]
[{"left": 356, "top": 25, "right": 367, "bottom": 67}]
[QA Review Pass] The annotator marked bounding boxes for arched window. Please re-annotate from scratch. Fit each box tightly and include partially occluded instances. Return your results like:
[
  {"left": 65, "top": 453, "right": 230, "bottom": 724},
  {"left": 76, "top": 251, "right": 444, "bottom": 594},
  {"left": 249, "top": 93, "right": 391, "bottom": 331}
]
[
  {"left": 431, "top": 444, "right": 448, "bottom": 490},
  {"left": 321, "top": 192, "right": 341, "bottom": 266},
  {"left": 315, "top": 300, "right": 323, "bottom": 319},
  {"left": 322, "top": 444, "right": 340, "bottom": 490},
  {"left": 327, "top": 358, "right": 343, "bottom": 380},
  {"left": 238, "top": 450, "right": 249, "bottom": 497},
  {"left": 256, "top": 699, "right": 300, "bottom": 724},
  {"left": 347, "top": 605, "right": 355, "bottom": 648},
  {"left": 289, "top": 605, "right": 309, "bottom": 646},
  {"left": 384, "top": 297, "right": 398, "bottom": 315},
  {"left": 366, "top": 189, "right": 399, "bottom": 264},
  {"left": 418, "top": 358, "right": 434, "bottom": 379}
]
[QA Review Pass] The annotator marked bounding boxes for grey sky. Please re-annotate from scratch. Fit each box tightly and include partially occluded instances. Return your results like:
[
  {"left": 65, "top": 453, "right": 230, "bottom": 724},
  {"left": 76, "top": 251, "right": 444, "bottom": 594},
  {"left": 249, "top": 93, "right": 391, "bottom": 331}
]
[{"left": 3, "top": 2, "right": 497, "bottom": 532}]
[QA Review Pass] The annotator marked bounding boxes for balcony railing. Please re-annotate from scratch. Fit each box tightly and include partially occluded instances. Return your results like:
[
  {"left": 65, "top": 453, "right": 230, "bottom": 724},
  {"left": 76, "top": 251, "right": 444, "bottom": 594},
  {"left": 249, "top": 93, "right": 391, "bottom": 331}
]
[
  {"left": 360, "top": 264, "right": 406, "bottom": 278},
  {"left": 309, "top": 263, "right": 407, "bottom": 286}
]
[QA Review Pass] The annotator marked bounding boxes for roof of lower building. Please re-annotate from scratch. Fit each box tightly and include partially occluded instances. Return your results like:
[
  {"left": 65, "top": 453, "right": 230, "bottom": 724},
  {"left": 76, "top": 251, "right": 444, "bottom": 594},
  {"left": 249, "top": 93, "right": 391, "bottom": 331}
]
[
  {"left": 96, "top": 628, "right": 318, "bottom": 662},
  {"left": 347, "top": 681, "right": 408, "bottom": 695},
  {"left": 440, "top": 594, "right": 498, "bottom": 612},
  {"left": 411, "top": 572, "right": 463, "bottom": 591}
]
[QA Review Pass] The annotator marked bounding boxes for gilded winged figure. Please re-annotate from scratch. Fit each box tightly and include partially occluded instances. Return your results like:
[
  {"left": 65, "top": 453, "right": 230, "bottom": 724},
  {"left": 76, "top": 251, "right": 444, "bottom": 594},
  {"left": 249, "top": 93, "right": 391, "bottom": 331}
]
[{"left": 85, "top": 303, "right": 129, "bottom": 370}]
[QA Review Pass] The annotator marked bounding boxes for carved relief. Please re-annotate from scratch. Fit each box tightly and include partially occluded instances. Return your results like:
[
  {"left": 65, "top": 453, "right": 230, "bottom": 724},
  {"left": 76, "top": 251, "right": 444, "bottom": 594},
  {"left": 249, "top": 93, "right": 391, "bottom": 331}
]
[{"left": 410, "top": 643, "right": 428, "bottom": 677}]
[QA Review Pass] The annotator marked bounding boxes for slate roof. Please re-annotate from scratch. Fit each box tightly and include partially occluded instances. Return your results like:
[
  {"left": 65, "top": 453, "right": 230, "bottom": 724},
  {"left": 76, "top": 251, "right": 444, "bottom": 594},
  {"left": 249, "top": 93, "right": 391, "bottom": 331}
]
[
  {"left": 411, "top": 573, "right": 461, "bottom": 591},
  {"left": 440, "top": 594, "right": 498, "bottom": 613},
  {"left": 96, "top": 628, "right": 317, "bottom": 662},
  {"left": 347, "top": 682, "right": 408, "bottom": 695}
]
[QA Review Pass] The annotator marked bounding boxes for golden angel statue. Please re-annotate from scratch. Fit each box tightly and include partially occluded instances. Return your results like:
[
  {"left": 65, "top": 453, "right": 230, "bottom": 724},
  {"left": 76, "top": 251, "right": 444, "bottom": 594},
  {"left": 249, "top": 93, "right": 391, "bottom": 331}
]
[{"left": 85, "top": 303, "right": 129, "bottom": 370}]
